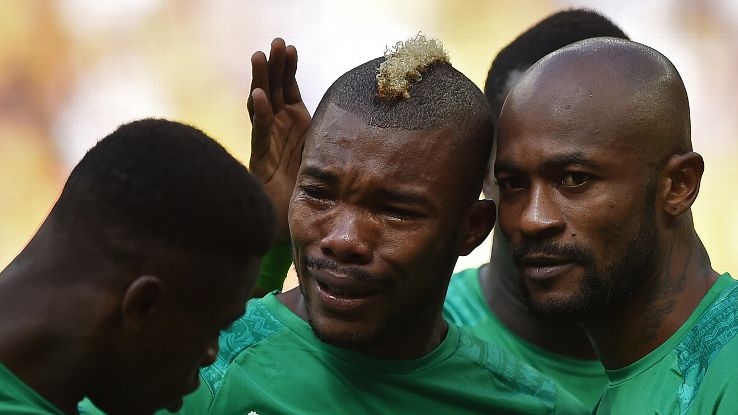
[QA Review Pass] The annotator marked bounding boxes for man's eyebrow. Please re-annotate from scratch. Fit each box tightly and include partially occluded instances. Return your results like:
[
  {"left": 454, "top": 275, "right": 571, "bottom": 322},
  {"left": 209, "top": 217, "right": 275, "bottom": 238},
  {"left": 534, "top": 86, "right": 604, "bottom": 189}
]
[
  {"left": 300, "top": 165, "right": 338, "bottom": 183},
  {"left": 540, "top": 153, "right": 600, "bottom": 171},
  {"left": 376, "top": 188, "right": 433, "bottom": 207},
  {"left": 494, "top": 153, "right": 600, "bottom": 174},
  {"left": 494, "top": 160, "right": 521, "bottom": 174}
]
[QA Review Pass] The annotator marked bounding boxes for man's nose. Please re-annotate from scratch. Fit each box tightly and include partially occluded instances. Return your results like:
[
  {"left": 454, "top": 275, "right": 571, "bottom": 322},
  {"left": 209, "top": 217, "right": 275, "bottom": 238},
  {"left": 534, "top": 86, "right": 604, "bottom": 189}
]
[
  {"left": 517, "top": 184, "right": 565, "bottom": 240},
  {"left": 319, "top": 208, "right": 372, "bottom": 264}
]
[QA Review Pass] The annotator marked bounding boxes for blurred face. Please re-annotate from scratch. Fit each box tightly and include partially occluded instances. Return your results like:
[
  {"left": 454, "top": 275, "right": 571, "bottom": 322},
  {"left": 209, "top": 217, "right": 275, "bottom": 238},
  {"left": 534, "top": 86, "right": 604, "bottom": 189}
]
[
  {"left": 288, "top": 104, "right": 469, "bottom": 354},
  {"left": 91, "top": 255, "right": 260, "bottom": 415},
  {"left": 494, "top": 81, "right": 659, "bottom": 321}
]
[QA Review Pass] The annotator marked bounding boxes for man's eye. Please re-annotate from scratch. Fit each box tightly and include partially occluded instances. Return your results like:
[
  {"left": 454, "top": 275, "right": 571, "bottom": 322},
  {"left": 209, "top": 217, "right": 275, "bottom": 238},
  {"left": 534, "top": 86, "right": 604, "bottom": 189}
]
[
  {"left": 560, "top": 172, "right": 592, "bottom": 187},
  {"left": 496, "top": 176, "right": 527, "bottom": 191},
  {"left": 383, "top": 206, "right": 420, "bottom": 220},
  {"left": 299, "top": 184, "right": 331, "bottom": 200}
]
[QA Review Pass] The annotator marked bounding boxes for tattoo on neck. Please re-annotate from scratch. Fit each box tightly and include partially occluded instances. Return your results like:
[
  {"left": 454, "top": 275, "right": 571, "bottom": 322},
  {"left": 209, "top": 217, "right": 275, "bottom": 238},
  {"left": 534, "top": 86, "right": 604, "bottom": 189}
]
[
  {"left": 655, "top": 240, "right": 690, "bottom": 297},
  {"left": 635, "top": 239, "right": 693, "bottom": 345},
  {"left": 636, "top": 300, "right": 676, "bottom": 346}
]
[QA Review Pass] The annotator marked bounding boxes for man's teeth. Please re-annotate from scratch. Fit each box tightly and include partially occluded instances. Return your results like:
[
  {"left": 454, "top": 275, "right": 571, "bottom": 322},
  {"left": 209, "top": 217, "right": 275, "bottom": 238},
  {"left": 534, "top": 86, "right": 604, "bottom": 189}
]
[{"left": 322, "top": 283, "right": 373, "bottom": 297}]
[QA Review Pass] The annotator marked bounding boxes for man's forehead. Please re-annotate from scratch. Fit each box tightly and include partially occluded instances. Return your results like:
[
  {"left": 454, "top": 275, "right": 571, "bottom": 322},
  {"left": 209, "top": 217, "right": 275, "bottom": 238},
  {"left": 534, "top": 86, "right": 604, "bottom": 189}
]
[
  {"left": 306, "top": 102, "right": 455, "bottom": 157},
  {"left": 499, "top": 69, "right": 640, "bottom": 148},
  {"left": 311, "top": 103, "right": 366, "bottom": 139}
]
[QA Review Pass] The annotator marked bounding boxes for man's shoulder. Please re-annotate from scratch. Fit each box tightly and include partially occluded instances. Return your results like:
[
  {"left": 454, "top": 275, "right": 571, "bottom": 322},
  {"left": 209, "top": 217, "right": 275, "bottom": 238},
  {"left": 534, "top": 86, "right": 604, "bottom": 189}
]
[
  {"left": 201, "top": 294, "right": 287, "bottom": 396},
  {"left": 0, "top": 364, "right": 64, "bottom": 415},
  {"left": 676, "top": 275, "right": 738, "bottom": 381},
  {"left": 453, "top": 330, "right": 558, "bottom": 401},
  {"left": 677, "top": 277, "right": 738, "bottom": 413},
  {"left": 450, "top": 330, "right": 587, "bottom": 414},
  {"left": 219, "top": 295, "right": 286, "bottom": 360}
]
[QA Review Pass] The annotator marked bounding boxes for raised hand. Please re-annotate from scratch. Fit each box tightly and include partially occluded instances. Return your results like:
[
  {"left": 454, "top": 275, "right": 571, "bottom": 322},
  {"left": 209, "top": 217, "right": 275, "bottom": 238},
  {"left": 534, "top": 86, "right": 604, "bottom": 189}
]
[{"left": 248, "top": 38, "right": 311, "bottom": 243}]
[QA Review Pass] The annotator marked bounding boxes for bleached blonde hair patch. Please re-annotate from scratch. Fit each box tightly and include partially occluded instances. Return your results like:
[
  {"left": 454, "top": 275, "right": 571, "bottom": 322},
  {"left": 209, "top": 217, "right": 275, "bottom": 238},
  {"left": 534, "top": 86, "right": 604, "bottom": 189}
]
[{"left": 376, "top": 33, "right": 450, "bottom": 100}]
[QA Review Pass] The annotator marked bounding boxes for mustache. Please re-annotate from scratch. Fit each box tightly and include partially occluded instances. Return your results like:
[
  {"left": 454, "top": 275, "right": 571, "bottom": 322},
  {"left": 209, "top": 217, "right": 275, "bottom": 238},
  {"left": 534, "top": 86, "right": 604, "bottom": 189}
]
[
  {"left": 511, "top": 240, "right": 593, "bottom": 265},
  {"left": 304, "top": 256, "right": 391, "bottom": 282}
]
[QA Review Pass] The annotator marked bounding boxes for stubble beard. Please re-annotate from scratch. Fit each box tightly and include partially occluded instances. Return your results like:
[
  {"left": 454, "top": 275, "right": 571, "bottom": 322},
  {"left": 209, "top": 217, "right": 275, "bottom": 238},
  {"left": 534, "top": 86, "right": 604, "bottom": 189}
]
[
  {"left": 517, "top": 190, "right": 659, "bottom": 322},
  {"left": 297, "top": 254, "right": 452, "bottom": 354}
]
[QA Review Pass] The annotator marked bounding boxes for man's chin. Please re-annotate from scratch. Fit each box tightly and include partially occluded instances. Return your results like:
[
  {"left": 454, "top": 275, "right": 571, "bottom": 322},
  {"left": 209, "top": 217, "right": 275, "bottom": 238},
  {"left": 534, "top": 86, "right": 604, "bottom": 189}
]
[
  {"left": 165, "top": 397, "right": 184, "bottom": 413},
  {"left": 525, "top": 289, "right": 605, "bottom": 322},
  {"left": 307, "top": 317, "right": 381, "bottom": 351}
]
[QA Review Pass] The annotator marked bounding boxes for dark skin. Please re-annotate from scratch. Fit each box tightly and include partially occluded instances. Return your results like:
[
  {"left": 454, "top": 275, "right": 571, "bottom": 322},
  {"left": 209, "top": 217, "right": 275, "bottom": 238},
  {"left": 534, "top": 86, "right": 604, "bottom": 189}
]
[
  {"left": 248, "top": 39, "right": 495, "bottom": 360},
  {"left": 0, "top": 220, "right": 257, "bottom": 414},
  {"left": 481, "top": 228, "right": 597, "bottom": 358},
  {"left": 249, "top": 39, "right": 598, "bottom": 360},
  {"left": 0, "top": 226, "right": 103, "bottom": 414},
  {"left": 494, "top": 38, "right": 718, "bottom": 369},
  {"left": 286, "top": 105, "right": 493, "bottom": 359},
  {"left": 248, "top": 38, "right": 309, "bottom": 298},
  {"left": 480, "top": 66, "right": 598, "bottom": 359}
]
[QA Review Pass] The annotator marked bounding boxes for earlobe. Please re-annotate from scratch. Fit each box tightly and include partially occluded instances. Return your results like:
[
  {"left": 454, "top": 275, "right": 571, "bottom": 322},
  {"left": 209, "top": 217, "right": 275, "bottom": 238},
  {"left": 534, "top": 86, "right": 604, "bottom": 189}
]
[
  {"left": 661, "top": 152, "right": 704, "bottom": 218},
  {"left": 121, "top": 275, "right": 166, "bottom": 332},
  {"left": 459, "top": 199, "right": 496, "bottom": 256}
]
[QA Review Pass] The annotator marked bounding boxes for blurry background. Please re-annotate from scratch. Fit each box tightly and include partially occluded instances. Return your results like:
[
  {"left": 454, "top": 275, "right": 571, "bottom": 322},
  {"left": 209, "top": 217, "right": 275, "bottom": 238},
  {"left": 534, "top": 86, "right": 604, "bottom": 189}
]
[{"left": 1, "top": 0, "right": 737, "bottom": 289}]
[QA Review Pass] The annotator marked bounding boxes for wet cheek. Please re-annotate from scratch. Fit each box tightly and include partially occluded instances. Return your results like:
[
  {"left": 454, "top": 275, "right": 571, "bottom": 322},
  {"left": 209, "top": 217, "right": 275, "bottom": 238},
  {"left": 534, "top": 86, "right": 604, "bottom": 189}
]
[
  {"left": 375, "top": 226, "right": 440, "bottom": 275},
  {"left": 288, "top": 202, "right": 323, "bottom": 243}
]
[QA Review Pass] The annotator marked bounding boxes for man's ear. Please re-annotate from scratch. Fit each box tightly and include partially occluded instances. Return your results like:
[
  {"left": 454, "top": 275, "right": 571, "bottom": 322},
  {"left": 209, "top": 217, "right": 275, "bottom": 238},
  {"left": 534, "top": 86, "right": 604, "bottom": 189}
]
[
  {"left": 121, "top": 275, "right": 166, "bottom": 332},
  {"left": 660, "top": 152, "right": 704, "bottom": 218},
  {"left": 459, "top": 199, "right": 496, "bottom": 256}
]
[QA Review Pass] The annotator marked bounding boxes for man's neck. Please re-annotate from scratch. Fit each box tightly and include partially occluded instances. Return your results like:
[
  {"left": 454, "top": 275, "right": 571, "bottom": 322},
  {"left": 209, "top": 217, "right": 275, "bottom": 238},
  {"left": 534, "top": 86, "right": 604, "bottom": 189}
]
[
  {"left": 277, "top": 287, "right": 448, "bottom": 360},
  {"left": 0, "top": 266, "right": 92, "bottom": 415},
  {"left": 484, "top": 232, "right": 598, "bottom": 360},
  {"left": 582, "top": 228, "right": 719, "bottom": 369}
]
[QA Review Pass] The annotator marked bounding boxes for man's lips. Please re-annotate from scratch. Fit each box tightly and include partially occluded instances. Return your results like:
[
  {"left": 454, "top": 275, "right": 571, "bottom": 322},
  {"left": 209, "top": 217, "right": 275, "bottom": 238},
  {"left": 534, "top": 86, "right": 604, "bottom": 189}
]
[
  {"left": 311, "top": 267, "right": 386, "bottom": 297},
  {"left": 309, "top": 267, "right": 387, "bottom": 312},
  {"left": 517, "top": 255, "right": 576, "bottom": 282}
]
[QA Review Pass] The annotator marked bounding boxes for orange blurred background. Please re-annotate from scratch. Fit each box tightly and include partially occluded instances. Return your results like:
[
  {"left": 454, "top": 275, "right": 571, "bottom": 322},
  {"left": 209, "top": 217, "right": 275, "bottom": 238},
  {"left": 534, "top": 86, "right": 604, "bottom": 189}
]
[{"left": 1, "top": 0, "right": 737, "bottom": 290}]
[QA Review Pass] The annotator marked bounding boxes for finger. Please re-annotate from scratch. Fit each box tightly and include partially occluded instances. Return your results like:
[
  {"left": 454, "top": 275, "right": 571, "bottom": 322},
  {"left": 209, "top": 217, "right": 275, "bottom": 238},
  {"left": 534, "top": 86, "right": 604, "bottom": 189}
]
[
  {"left": 250, "top": 88, "right": 274, "bottom": 158},
  {"left": 283, "top": 44, "right": 303, "bottom": 104},
  {"left": 268, "top": 38, "right": 287, "bottom": 113},
  {"left": 287, "top": 129, "right": 306, "bottom": 172},
  {"left": 249, "top": 51, "right": 269, "bottom": 121}
]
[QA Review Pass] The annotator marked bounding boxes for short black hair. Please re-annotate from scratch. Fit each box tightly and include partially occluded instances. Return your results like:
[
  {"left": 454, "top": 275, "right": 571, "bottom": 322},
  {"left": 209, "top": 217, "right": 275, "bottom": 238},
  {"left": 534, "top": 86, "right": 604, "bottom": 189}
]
[
  {"left": 315, "top": 58, "right": 495, "bottom": 201},
  {"left": 52, "top": 119, "right": 274, "bottom": 264},
  {"left": 485, "top": 9, "right": 629, "bottom": 118}
]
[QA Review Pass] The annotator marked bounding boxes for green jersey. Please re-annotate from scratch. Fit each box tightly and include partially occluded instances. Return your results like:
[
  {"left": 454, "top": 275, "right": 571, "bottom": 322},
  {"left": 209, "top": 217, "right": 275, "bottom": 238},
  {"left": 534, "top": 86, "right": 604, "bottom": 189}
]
[
  {"left": 0, "top": 362, "right": 64, "bottom": 415},
  {"left": 443, "top": 268, "right": 608, "bottom": 409},
  {"left": 172, "top": 293, "right": 587, "bottom": 415},
  {"left": 596, "top": 273, "right": 738, "bottom": 414}
]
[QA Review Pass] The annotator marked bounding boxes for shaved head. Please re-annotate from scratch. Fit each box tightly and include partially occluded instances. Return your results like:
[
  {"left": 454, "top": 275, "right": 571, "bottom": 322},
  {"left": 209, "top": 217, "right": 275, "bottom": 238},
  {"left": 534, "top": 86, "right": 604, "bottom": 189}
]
[
  {"left": 495, "top": 37, "right": 702, "bottom": 321},
  {"left": 502, "top": 37, "right": 691, "bottom": 166}
]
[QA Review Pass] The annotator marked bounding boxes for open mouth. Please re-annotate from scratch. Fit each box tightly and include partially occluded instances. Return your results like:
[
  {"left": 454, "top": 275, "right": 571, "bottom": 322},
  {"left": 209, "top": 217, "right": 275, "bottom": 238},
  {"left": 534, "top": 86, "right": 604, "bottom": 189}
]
[
  {"left": 309, "top": 267, "right": 387, "bottom": 312},
  {"left": 316, "top": 280, "right": 382, "bottom": 299},
  {"left": 315, "top": 280, "right": 383, "bottom": 313}
]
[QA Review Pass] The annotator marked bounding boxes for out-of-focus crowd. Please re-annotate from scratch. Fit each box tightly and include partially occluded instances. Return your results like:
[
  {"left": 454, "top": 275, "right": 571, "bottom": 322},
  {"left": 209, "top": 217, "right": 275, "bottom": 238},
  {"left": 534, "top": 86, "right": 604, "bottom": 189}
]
[{"left": 1, "top": 0, "right": 737, "bottom": 280}]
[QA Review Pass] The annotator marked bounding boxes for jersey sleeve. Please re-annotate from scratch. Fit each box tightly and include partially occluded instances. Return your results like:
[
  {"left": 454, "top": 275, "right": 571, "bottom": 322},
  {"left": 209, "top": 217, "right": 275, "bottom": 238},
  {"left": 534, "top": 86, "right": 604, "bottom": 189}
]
[
  {"left": 696, "top": 340, "right": 738, "bottom": 415},
  {"left": 255, "top": 242, "right": 293, "bottom": 292},
  {"left": 554, "top": 385, "right": 590, "bottom": 415}
]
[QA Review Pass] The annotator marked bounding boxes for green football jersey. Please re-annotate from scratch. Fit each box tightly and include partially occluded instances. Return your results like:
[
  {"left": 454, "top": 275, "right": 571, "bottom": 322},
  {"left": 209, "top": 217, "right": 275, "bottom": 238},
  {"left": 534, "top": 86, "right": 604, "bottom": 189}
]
[
  {"left": 596, "top": 273, "right": 738, "bottom": 414},
  {"left": 171, "top": 293, "right": 587, "bottom": 415},
  {"left": 443, "top": 267, "right": 608, "bottom": 409},
  {"left": 0, "top": 362, "right": 64, "bottom": 415}
]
